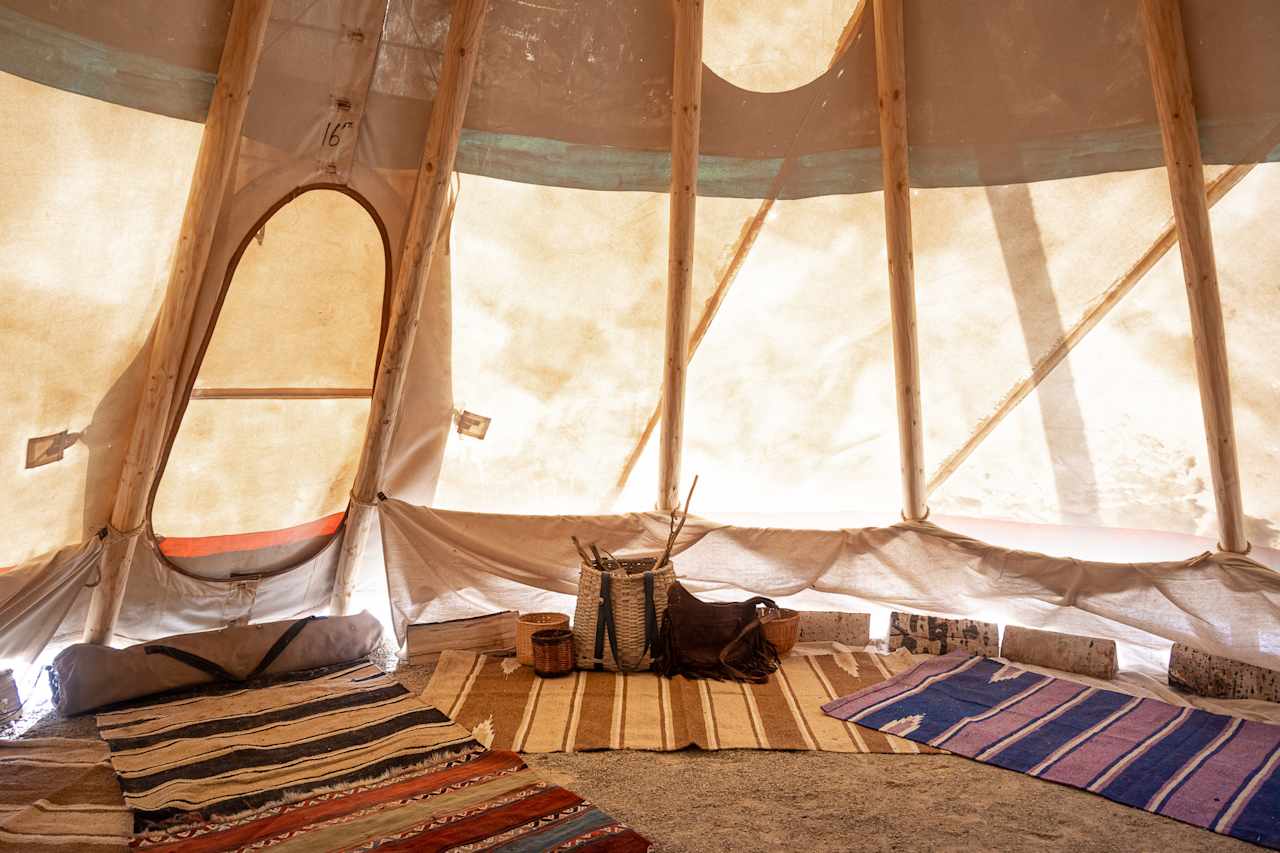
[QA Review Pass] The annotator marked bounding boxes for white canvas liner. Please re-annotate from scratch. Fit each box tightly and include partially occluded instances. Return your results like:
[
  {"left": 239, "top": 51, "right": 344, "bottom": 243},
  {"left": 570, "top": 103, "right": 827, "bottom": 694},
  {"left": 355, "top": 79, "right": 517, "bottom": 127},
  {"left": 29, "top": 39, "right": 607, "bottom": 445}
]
[
  {"left": 378, "top": 500, "right": 1280, "bottom": 676},
  {"left": 0, "top": 1, "right": 1276, "bottom": 700}
]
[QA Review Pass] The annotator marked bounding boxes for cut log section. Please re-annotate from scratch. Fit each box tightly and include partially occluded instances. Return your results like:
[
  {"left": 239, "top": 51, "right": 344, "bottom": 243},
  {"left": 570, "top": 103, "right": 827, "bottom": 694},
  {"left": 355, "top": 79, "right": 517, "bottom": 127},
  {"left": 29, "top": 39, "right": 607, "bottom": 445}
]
[
  {"left": 889, "top": 612, "right": 998, "bottom": 656},
  {"left": 1168, "top": 643, "right": 1280, "bottom": 703},
  {"left": 1001, "top": 625, "right": 1118, "bottom": 680},
  {"left": 798, "top": 611, "right": 871, "bottom": 647},
  {"left": 0, "top": 669, "right": 17, "bottom": 723},
  {"left": 405, "top": 611, "right": 518, "bottom": 666}
]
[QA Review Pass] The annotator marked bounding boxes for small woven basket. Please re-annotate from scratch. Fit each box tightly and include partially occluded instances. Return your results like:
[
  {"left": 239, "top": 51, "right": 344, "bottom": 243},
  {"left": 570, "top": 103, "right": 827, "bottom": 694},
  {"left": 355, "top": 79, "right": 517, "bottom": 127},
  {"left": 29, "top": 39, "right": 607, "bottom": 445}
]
[
  {"left": 761, "top": 608, "right": 800, "bottom": 656},
  {"left": 517, "top": 613, "right": 570, "bottom": 666},
  {"left": 532, "top": 629, "right": 575, "bottom": 678}
]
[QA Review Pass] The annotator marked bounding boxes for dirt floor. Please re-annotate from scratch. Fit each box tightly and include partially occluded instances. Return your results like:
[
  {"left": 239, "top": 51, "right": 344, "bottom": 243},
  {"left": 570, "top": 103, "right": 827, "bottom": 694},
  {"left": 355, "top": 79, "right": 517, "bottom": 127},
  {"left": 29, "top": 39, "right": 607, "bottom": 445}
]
[
  {"left": 379, "top": 662, "right": 1262, "bottom": 852},
  {"left": 8, "top": 661, "right": 1259, "bottom": 852}
]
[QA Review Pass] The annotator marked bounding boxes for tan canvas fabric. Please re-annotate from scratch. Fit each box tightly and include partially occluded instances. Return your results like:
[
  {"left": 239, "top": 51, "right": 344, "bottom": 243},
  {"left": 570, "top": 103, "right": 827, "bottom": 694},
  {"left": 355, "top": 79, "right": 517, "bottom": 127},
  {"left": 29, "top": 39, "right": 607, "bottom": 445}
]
[
  {"left": 0, "top": 540, "right": 100, "bottom": 664},
  {"left": 3, "top": 0, "right": 1279, "bottom": 192},
  {"left": 0, "top": 72, "right": 200, "bottom": 567}
]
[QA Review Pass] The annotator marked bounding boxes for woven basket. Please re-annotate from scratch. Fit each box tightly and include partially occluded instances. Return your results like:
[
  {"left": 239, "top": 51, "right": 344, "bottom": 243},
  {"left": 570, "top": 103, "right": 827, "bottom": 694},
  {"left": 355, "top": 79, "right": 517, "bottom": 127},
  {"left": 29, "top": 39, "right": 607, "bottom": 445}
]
[
  {"left": 761, "top": 608, "right": 800, "bottom": 656},
  {"left": 572, "top": 560, "right": 675, "bottom": 671},
  {"left": 517, "top": 613, "right": 570, "bottom": 666},
  {"left": 532, "top": 629, "right": 575, "bottom": 678}
]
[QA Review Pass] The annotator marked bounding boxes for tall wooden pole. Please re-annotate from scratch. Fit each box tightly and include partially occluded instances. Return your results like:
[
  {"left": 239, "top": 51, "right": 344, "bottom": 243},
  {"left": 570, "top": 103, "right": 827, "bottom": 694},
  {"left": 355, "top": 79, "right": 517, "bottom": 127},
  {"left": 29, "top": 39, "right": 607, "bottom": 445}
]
[
  {"left": 330, "top": 0, "right": 490, "bottom": 615},
  {"left": 611, "top": 3, "right": 869, "bottom": 500},
  {"left": 83, "top": 0, "right": 273, "bottom": 644},
  {"left": 658, "top": 0, "right": 704, "bottom": 512},
  {"left": 873, "top": 0, "right": 927, "bottom": 520},
  {"left": 1139, "top": 0, "right": 1248, "bottom": 553}
]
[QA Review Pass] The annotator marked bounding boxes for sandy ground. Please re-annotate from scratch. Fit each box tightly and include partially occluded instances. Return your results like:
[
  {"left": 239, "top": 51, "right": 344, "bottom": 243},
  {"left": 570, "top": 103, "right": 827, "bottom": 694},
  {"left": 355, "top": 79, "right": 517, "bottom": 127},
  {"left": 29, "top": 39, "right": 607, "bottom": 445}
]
[
  {"left": 8, "top": 661, "right": 1259, "bottom": 852},
  {"left": 363, "top": 663, "right": 1262, "bottom": 852}
]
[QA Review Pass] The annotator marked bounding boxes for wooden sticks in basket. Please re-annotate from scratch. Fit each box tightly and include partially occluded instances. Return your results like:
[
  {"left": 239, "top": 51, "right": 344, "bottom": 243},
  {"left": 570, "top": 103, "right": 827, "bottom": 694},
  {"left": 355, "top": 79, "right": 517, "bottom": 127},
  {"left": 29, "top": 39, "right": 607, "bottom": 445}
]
[
  {"left": 570, "top": 475, "right": 699, "bottom": 572},
  {"left": 657, "top": 475, "right": 697, "bottom": 569}
]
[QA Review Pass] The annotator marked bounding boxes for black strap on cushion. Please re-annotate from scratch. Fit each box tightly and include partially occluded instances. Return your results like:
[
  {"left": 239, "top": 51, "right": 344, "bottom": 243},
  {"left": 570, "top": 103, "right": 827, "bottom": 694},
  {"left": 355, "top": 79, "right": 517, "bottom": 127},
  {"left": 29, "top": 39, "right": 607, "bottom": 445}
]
[
  {"left": 142, "top": 646, "right": 240, "bottom": 682},
  {"left": 143, "top": 616, "right": 322, "bottom": 684},
  {"left": 245, "top": 615, "right": 320, "bottom": 680}
]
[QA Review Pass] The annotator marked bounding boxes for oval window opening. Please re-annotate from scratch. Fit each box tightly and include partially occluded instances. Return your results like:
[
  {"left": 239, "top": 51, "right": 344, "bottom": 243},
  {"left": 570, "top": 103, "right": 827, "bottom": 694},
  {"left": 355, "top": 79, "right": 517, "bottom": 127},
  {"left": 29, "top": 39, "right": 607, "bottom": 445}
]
[
  {"left": 703, "top": 0, "right": 863, "bottom": 93},
  {"left": 151, "top": 188, "right": 387, "bottom": 570}
]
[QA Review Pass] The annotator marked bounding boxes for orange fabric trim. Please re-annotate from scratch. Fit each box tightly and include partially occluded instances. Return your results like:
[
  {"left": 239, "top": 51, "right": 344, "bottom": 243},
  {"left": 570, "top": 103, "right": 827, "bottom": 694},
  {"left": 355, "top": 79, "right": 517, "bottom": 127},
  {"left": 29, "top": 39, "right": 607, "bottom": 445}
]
[{"left": 157, "top": 512, "right": 345, "bottom": 558}]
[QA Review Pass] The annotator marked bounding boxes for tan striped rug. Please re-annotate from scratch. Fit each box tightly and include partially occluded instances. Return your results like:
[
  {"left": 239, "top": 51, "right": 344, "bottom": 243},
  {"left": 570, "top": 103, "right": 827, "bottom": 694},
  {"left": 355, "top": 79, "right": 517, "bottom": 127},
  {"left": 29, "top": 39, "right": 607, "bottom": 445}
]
[
  {"left": 424, "top": 650, "right": 941, "bottom": 754},
  {"left": 96, "top": 661, "right": 480, "bottom": 833},
  {"left": 0, "top": 738, "right": 131, "bottom": 851}
]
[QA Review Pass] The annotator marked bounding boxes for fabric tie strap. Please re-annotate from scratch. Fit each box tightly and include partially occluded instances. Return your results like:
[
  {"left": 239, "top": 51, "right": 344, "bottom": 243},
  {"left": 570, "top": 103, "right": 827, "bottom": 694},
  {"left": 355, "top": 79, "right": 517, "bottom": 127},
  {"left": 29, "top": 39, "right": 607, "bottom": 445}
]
[{"left": 143, "top": 615, "right": 323, "bottom": 683}]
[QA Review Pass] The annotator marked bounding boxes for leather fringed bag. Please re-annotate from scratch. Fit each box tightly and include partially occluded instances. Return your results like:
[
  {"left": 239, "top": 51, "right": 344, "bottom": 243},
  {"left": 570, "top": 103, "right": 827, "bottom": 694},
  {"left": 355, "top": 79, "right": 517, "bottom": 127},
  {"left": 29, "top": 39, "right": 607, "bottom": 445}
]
[{"left": 650, "top": 582, "right": 781, "bottom": 683}]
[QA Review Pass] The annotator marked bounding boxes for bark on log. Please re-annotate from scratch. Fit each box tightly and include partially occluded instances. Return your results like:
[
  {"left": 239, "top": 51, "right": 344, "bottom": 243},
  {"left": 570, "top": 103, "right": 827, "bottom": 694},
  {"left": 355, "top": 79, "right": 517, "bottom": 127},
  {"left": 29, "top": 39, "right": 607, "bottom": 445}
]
[
  {"left": 1001, "top": 625, "right": 1118, "bottom": 679},
  {"left": 798, "top": 612, "right": 871, "bottom": 647},
  {"left": 1168, "top": 643, "right": 1280, "bottom": 703},
  {"left": 889, "top": 612, "right": 998, "bottom": 657}
]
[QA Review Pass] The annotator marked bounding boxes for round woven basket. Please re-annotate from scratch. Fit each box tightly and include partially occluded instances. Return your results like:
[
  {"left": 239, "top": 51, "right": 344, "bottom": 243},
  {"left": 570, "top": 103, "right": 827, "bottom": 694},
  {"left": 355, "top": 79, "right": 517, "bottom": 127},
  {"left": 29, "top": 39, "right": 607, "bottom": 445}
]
[
  {"left": 517, "top": 613, "right": 570, "bottom": 665},
  {"left": 531, "top": 628, "right": 575, "bottom": 678},
  {"left": 761, "top": 608, "right": 800, "bottom": 656}
]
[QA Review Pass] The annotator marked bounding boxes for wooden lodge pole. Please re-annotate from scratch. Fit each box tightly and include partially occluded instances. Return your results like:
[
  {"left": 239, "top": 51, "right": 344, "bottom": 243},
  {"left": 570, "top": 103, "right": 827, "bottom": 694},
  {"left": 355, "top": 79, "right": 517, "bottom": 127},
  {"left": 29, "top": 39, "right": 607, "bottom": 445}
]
[
  {"left": 873, "top": 0, "right": 927, "bottom": 521},
  {"left": 1139, "top": 0, "right": 1249, "bottom": 553},
  {"left": 84, "top": 0, "right": 274, "bottom": 644},
  {"left": 657, "top": 0, "right": 705, "bottom": 512},
  {"left": 611, "top": 3, "right": 869, "bottom": 499},
  {"left": 330, "top": 0, "right": 490, "bottom": 615}
]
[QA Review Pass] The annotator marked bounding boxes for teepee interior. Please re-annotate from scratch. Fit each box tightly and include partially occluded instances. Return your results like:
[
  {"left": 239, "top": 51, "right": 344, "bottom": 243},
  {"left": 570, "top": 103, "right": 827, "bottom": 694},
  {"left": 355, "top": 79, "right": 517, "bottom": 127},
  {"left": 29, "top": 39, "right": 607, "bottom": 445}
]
[{"left": 1, "top": 1, "right": 1278, "bottom": 850}]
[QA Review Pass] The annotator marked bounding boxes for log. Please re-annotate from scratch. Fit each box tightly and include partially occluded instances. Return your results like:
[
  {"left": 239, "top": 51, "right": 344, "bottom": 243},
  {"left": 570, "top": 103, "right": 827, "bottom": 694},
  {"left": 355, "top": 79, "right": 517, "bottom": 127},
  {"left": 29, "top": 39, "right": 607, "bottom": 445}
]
[
  {"left": 797, "top": 611, "right": 871, "bottom": 647},
  {"left": 873, "top": 0, "right": 926, "bottom": 520},
  {"left": 1168, "top": 643, "right": 1280, "bottom": 703},
  {"left": 1001, "top": 625, "right": 1118, "bottom": 680},
  {"left": 330, "top": 0, "right": 491, "bottom": 615},
  {"left": 657, "top": 0, "right": 704, "bottom": 512},
  {"left": 83, "top": 0, "right": 274, "bottom": 644},
  {"left": 1139, "top": 0, "right": 1248, "bottom": 554},
  {"left": 0, "top": 669, "right": 17, "bottom": 723},
  {"left": 406, "top": 611, "right": 518, "bottom": 666},
  {"left": 889, "top": 612, "right": 998, "bottom": 657}
]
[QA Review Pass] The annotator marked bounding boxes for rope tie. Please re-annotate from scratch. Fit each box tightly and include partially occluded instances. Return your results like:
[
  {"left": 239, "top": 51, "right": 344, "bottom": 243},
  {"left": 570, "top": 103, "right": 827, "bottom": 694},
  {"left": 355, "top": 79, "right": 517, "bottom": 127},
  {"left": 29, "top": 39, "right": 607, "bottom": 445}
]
[
  {"left": 103, "top": 521, "right": 146, "bottom": 545},
  {"left": 349, "top": 491, "right": 380, "bottom": 510}
]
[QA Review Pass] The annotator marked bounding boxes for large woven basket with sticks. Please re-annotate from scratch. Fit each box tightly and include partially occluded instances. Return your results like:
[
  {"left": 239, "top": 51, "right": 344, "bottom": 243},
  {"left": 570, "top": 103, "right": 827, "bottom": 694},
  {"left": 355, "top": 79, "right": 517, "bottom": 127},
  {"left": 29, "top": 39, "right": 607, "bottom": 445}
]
[{"left": 570, "top": 478, "right": 697, "bottom": 672}]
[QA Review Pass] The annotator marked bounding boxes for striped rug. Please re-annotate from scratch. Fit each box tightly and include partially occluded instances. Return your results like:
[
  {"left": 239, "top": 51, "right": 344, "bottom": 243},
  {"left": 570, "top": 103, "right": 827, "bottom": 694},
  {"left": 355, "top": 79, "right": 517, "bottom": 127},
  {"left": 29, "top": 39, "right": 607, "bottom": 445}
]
[
  {"left": 0, "top": 738, "right": 131, "bottom": 851},
  {"left": 96, "top": 661, "right": 480, "bottom": 833},
  {"left": 125, "top": 749, "right": 651, "bottom": 852},
  {"left": 425, "top": 650, "right": 938, "bottom": 754},
  {"left": 823, "top": 651, "right": 1280, "bottom": 850}
]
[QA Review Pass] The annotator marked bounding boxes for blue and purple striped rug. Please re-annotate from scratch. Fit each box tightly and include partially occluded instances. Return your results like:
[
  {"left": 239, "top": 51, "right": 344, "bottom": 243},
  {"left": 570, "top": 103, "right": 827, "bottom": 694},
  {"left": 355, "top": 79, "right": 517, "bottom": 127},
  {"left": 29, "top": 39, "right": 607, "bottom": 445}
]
[{"left": 823, "top": 651, "right": 1280, "bottom": 849}]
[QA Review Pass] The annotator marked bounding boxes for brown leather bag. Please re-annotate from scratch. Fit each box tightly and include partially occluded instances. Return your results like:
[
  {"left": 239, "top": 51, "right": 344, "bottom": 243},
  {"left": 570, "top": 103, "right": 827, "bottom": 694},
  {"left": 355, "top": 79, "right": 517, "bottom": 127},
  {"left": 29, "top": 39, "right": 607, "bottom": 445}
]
[{"left": 650, "top": 582, "right": 780, "bottom": 683}]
